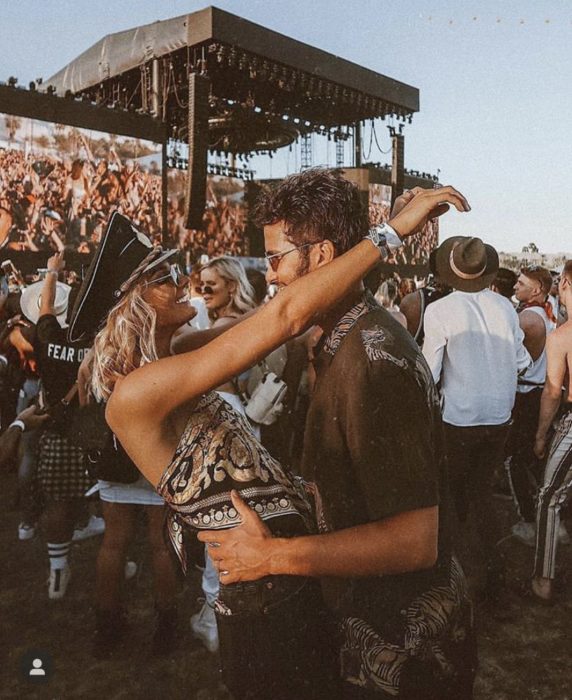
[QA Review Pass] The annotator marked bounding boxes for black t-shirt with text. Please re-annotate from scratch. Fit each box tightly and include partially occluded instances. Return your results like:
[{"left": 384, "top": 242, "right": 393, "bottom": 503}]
[{"left": 34, "top": 314, "right": 91, "bottom": 407}]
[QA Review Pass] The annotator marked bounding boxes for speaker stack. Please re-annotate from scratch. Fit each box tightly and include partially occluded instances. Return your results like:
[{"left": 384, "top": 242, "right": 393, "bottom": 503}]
[{"left": 184, "top": 73, "right": 210, "bottom": 230}]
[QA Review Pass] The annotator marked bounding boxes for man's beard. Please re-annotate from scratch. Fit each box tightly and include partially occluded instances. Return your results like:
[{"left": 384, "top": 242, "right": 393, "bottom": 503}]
[{"left": 294, "top": 249, "right": 311, "bottom": 279}]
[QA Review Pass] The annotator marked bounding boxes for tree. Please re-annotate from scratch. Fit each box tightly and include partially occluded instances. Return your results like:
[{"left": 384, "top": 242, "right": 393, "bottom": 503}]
[
  {"left": 5, "top": 115, "right": 21, "bottom": 144},
  {"left": 528, "top": 242, "right": 539, "bottom": 254},
  {"left": 34, "top": 134, "right": 51, "bottom": 150}
]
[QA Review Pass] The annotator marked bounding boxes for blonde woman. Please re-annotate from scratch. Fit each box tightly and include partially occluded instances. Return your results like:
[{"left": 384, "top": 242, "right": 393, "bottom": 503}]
[
  {"left": 200, "top": 255, "right": 256, "bottom": 322},
  {"left": 199, "top": 255, "right": 258, "bottom": 420}
]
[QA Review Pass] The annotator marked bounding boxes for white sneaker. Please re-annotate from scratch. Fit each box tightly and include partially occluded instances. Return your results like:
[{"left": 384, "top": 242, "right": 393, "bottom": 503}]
[
  {"left": 190, "top": 602, "right": 219, "bottom": 653},
  {"left": 18, "top": 522, "right": 36, "bottom": 541},
  {"left": 48, "top": 566, "right": 71, "bottom": 600},
  {"left": 558, "top": 522, "right": 571, "bottom": 545},
  {"left": 511, "top": 521, "right": 536, "bottom": 547},
  {"left": 72, "top": 515, "right": 105, "bottom": 542}
]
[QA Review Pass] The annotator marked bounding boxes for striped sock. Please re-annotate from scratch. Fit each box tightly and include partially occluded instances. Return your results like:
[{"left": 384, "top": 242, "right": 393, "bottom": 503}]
[{"left": 47, "top": 541, "right": 71, "bottom": 570}]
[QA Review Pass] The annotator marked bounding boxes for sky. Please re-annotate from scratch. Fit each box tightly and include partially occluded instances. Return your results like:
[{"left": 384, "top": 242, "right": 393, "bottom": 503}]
[{"left": 1, "top": 0, "right": 571, "bottom": 252}]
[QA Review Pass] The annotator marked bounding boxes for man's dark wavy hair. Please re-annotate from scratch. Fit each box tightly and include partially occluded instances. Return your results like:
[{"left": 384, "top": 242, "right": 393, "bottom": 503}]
[{"left": 252, "top": 168, "right": 369, "bottom": 255}]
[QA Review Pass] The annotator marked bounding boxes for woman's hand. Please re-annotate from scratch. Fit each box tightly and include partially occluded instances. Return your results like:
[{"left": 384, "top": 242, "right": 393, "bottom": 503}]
[
  {"left": 198, "top": 490, "right": 274, "bottom": 583},
  {"left": 388, "top": 185, "right": 470, "bottom": 239}
]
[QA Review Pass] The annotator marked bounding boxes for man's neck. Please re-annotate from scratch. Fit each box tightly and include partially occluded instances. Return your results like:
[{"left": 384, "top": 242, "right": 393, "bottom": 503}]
[
  {"left": 523, "top": 293, "right": 546, "bottom": 307},
  {"left": 316, "top": 284, "right": 365, "bottom": 336}
]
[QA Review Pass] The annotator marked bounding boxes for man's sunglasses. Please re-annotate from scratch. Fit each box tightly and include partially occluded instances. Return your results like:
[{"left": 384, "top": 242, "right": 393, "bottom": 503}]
[
  {"left": 265, "top": 243, "right": 314, "bottom": 272},
  {"left": 146, "top": 264, "right": 185, "bottom": 287}
]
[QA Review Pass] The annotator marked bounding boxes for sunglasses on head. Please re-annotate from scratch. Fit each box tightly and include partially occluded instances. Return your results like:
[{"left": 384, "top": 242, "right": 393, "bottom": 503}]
[{"left": 146, "top": 263, "right": 185, "bottom": 287}]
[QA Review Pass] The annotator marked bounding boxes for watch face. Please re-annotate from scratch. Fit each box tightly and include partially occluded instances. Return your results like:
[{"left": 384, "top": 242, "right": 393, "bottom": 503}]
[{"left": 372, "top": 225, "right": 386, "bottom": 246}]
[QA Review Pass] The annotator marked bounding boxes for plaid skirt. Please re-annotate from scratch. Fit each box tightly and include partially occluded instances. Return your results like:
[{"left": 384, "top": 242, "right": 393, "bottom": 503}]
[{"left": 36, "top": 430, "right": 94, "bottom": 501}]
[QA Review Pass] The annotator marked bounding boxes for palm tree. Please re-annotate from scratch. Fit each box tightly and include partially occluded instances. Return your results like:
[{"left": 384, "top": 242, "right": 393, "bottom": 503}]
[{"left": 5, "top": 115, "right": 21, "bottom": 144}]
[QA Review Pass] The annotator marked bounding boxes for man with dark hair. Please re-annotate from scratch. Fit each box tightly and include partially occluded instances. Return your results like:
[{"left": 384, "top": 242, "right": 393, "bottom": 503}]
[
  {"left": 491, "top": 267, "right": 518, "bottom": 301},
  {"left": 200, "top": 170, "right": 476, "bottom": 698},
  {"left": 509, "top": 265, "right": 560, "bottom": 545},
  {"left": 254, "top": 167, "right": 371, "bottom": 267}
]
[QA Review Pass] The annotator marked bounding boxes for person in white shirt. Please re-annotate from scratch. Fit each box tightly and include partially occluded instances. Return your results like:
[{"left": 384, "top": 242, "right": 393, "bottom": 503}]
[{"left": 423, "top": 236, "right": 531, "bottom": 601}]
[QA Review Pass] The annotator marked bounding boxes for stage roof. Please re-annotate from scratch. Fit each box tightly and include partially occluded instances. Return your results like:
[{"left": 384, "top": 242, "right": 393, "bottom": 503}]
[
  {"left": 47, "top": 7, "right": 418, "bottom": 111},
  {"left": 46, "top": 7, "right": 419, "bottom": 154}
]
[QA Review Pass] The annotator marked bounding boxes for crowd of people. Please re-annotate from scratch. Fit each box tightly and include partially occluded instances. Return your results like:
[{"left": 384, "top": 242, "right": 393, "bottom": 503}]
[
  {"left": 167, "top": 174, "right": 248, "bottom": 258},
  {"left": 1, "top": 168, "right": 570, "bottom": 699},
  {"left": 375, "top": 249, "right": 570, "bottom": 606},
  {"left": 369, "top": 194, "right": 438, "bottom": 266},
  {"left": 0, "top": 143, "right": 163, "bottom": 254}
]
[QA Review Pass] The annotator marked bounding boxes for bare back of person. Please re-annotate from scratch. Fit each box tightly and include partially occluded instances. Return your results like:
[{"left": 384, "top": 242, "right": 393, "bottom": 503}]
[{"left": 547, "top": 319, "right": 572, "bottom": 401}]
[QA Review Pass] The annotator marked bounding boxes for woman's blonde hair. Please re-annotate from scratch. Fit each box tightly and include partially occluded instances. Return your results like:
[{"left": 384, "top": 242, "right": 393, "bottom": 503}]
[
  {"left": 201, "top": 256, "right": 257, "bottom": 320},
  {"left": 91, "top": 278, "right": 158, "bottom": 401}
]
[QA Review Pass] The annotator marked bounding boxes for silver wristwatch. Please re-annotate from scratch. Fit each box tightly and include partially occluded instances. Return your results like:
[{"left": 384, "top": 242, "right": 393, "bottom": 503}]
[{"left": 365, "top": 223, "right": 403, "bottom": 260}]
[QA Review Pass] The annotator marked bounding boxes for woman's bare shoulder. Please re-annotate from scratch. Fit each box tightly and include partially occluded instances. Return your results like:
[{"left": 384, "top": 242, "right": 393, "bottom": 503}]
[{"left": 105, "top": 370, "right": 157, "bottom": 430}]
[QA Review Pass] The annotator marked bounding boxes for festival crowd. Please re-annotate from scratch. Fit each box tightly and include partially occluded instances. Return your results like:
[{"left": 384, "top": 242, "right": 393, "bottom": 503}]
[
  {"left": 1, "top": 169, "right": 570, "bottom": 699},
  {"left": 167, "top": 177, "right": 248, "bottom": 258},
  {"left": 369, "top": 196, "right": 438, "bottom": 266},
  {"left": 0, "top": 145, "right": 162, "bottom": 254}
]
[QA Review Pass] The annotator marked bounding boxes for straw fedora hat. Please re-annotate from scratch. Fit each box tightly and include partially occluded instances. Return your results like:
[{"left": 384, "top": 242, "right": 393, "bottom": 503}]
[{"left": 435, "top": 236, "right": 499, "bottom": 293}]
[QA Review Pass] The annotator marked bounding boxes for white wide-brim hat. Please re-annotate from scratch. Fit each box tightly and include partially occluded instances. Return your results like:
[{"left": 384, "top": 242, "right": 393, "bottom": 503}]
[{"left": 21, "top": 280, "right": 71, "bottom": 328}]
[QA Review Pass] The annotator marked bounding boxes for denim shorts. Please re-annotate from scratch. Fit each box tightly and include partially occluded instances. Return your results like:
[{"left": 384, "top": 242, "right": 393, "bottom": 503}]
[{"left": 216, "top": 576, "right": 341, "bottom": 700}]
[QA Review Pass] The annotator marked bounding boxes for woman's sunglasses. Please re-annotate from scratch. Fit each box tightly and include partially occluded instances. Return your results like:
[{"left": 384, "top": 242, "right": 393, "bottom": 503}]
[{"left": 146, "top": 264, "right": 185, "bottom": 287}]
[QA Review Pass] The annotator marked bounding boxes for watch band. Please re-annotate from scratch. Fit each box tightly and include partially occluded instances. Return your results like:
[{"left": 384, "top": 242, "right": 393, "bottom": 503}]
[
  {"left": 365, "top": 223, "right": 404, "bottom": 260},
  {"left": 9, "top": 419, "right": 26, "bottom": 433}
]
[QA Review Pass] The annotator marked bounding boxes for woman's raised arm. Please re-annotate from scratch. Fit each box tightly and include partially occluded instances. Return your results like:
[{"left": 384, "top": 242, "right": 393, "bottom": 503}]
[{"left": 109, "top": 186, "right": 470, "bottom": 431}]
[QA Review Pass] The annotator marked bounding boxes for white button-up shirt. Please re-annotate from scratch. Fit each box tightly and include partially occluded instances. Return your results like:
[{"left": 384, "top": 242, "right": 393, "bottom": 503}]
[{"left": 423, "top": 289, "right": 531, "bottom": 427}]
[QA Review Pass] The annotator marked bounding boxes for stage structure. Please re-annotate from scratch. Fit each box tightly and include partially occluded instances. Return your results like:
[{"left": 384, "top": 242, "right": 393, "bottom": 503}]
[{"left": 45, "top": 6, "right": 419, "bottom": 230}]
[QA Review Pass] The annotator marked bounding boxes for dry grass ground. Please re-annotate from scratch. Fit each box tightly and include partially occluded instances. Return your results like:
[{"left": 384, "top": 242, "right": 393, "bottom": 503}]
[{"left": 1, "top": 471, "right": 570, "bottom": 700}]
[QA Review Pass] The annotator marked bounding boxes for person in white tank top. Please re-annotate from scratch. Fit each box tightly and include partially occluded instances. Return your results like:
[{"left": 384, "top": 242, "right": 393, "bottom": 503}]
[
  {"left": 517, "top": 304, "right": 556, "bottom": 393},
  {"left": 509, "top": 266, "right": 560, "bottom": 545}
]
